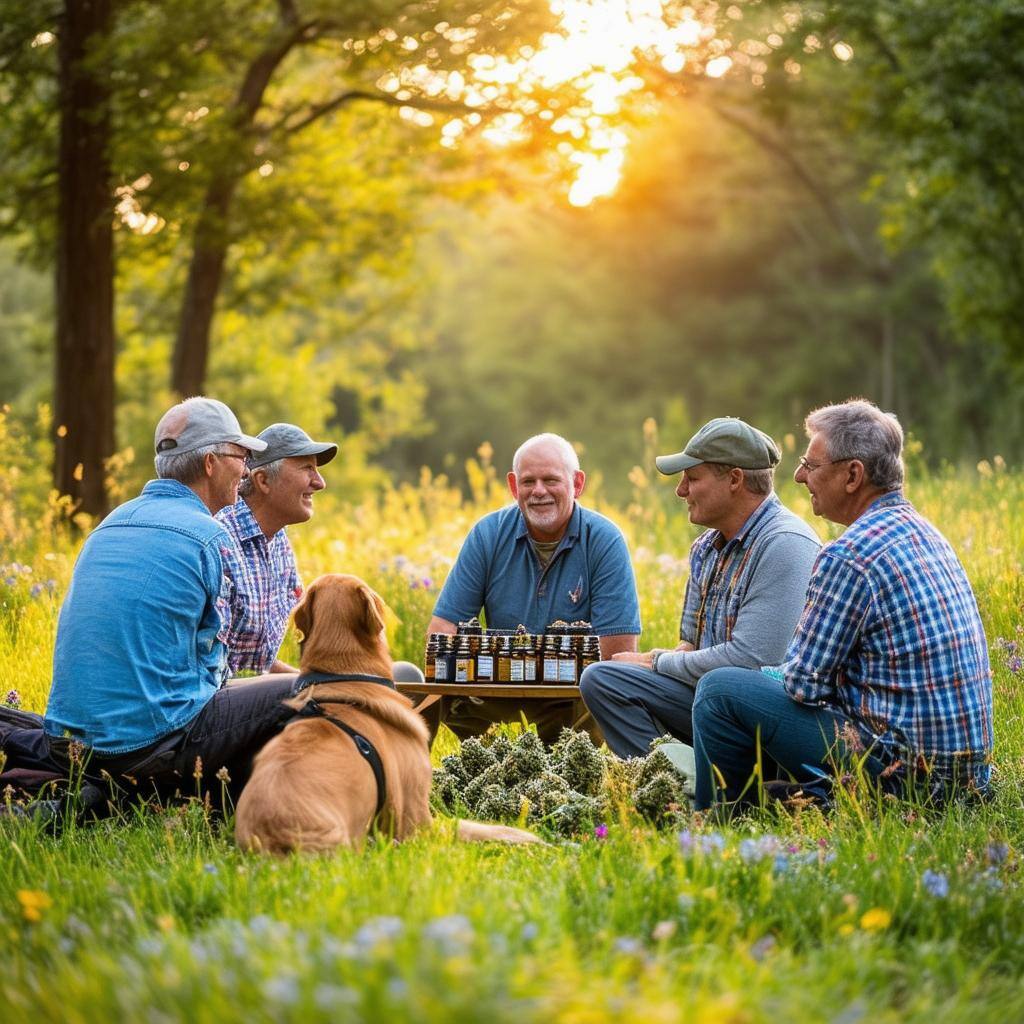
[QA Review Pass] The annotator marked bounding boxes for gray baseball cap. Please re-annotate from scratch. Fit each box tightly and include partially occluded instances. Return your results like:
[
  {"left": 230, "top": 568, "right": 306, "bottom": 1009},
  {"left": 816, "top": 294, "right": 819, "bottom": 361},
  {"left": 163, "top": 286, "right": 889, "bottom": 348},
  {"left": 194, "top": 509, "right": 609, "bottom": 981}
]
[
  {"left": 154, "top": 397, "right": 267, "bottom": 456},
  {"left": 248, "top": 423, "right": 338, "bottom": 470},
  {"left": 655, "top": 417, "right": 781, "bottom": 474}
]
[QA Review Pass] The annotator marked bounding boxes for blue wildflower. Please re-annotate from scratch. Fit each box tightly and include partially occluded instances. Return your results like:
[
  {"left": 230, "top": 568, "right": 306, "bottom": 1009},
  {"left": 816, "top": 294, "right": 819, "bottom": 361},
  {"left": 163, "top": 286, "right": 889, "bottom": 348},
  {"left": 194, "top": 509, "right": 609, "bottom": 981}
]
[
  {"left": 922, "top": 870, "right": 949, "bottom": 898},
  {"left": 985, "top": 841, "right": 1010, "bottom": 865},
  {"left": 423, "top": 914, "right": 474, "bottom": 956}
]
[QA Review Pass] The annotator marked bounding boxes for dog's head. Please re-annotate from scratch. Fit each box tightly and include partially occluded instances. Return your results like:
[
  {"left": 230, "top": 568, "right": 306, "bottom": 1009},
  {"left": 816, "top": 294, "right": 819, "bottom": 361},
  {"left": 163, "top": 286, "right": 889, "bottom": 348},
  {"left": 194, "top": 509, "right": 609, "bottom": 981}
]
[{"left": 292, "top": 573, "right": 393, "bottom": 677}]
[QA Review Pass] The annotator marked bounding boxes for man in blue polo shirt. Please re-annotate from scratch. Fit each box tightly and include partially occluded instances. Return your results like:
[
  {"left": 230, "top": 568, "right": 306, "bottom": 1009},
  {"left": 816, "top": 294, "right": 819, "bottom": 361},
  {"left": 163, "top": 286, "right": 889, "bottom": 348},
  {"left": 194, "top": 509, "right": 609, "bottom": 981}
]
[{"left": 425, "top": 433, "right": 641, "bottom": 742}]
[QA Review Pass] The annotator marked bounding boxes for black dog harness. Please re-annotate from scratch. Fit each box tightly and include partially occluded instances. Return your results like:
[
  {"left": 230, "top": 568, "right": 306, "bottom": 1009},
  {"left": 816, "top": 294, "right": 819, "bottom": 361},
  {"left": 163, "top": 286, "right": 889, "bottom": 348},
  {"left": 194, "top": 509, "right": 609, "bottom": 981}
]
[{"left": 291, "top": 672, "right": 396, "bottom": 821}]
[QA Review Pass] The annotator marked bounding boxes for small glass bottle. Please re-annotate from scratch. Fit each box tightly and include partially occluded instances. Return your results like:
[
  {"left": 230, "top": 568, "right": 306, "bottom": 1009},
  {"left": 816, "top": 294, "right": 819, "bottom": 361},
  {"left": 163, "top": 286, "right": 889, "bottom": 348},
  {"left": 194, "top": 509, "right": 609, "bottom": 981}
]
[
  {"left": 543, "top": 633, "right": 560, "bottom": 683},
  {"left": 558, "top": 634, "right": 577, "bottom": 684},
  {"left": 455, "top": 634, "right": 475, "bottom": 683},
  {"left": 510, "top": 633, "right": 525, "bottom": 682},
  {"left": 496, "top": 635, "right": 512, "bottom": 682},
  {"left": 523, "top": 634, "right": 538, "bottom": 682},
  {"left": 476, "top": 633, "right": 495, "bottom": 682},
  {"left": 580, "top": 634, "right": 600, "bottom": 672},
  {"left": 434, "top": 635, "right": 450, "bottom": 682},
  {"left": 424, "top": 634, "right": 437, "bottom": 682}
]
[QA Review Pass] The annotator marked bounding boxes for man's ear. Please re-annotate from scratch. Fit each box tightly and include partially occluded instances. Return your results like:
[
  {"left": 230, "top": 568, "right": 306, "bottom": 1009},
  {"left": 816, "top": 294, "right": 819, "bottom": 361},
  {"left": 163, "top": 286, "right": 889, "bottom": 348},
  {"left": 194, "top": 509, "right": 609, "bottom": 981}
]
[
  {"left": 203, "top": 451, "right": 218, "bottom": 479},
  {"left": 572, "top": 470, "right": 586, "bottom": 498},
  {"left": 358, "top": 585, "right": 387, "bottom": 640},
  {"left": 845, "top": 460, "right": 867, "bottom": 493},
  {"left": 251, "top": 467, "right": 272, "bottom": 495},
  {"left": 728, "top": 467, "right": 745, "bottom": 491},
  {"left": 507, "top": 471, "right": 519, "bottom": 500}
]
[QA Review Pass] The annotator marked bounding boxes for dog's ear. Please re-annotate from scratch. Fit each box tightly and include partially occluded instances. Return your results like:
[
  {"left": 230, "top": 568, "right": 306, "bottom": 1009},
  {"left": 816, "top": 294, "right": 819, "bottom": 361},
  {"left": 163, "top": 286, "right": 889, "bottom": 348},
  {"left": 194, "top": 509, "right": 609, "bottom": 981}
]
[
  {"left": 357, "top": 584, "right": 387, "bottom": 641},
  {"left": 292, "top": 583, "right": 315, "bottom": 644}
]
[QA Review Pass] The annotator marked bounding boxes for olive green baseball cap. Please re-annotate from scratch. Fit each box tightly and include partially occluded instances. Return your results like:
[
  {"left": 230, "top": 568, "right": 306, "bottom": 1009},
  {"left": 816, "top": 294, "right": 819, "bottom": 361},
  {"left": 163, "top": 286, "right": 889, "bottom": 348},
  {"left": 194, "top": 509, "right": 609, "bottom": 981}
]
[{"left": 655, "top": 417, "right": 781, "bottom": 474}]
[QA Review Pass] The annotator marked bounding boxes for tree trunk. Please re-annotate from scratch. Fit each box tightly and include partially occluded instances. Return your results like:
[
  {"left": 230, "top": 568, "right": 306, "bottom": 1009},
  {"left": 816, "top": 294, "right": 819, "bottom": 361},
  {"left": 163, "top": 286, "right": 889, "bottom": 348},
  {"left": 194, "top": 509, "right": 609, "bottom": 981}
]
[
  {"left": 55, "top": 0, "right": 116, "bottom": 518},
  {"left": 171, "top": 178, "right": 237, "bottom": 397}
]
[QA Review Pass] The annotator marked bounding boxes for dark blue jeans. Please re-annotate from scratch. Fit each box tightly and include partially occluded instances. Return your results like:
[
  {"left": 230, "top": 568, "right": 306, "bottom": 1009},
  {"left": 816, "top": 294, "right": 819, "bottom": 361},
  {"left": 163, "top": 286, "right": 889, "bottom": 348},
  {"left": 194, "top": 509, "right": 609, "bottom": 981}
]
[
  {"left": 579, "top": 661, "right": 696, "bottom": 757},
  {"left": 691, "top": 667, "right": 852, "bottom": 810}
]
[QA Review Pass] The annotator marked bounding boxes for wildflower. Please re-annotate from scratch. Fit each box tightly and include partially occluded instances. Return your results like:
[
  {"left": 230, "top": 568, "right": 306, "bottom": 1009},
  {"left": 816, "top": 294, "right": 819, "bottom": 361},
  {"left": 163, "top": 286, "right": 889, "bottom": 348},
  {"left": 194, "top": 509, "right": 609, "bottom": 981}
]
[
  {"left": 677, "top": 829, "right": 694, "bottom": 854},
  {"left": 4, "top": 689, "right": 20, "bottom": 709},
  {"left": 203, "top": 863, "right": 218, "bottom": 875},
  {"left": 3, "top": 576, "right": 16, "bottom": 587},
  {"left": 651, "top": 920, "right": 676, "bottom": 942},
  {"left": 921, "top": 870, "right": 949, "bottom": 898},
  {"left": 520, "top": 921, "right": 539, "bottom": 942},
  {"left": 423, "top": 914, "right": 474, "bottom": 956},
  {"left": 30, "top": 583, "right": 44, "bottom": 598},
  {"left": 17, "top": 889, "right": 52, "bottom": 922},
  {"left": 699, "top": 832, "right": 726, "bottom": 855},
  {"left": 156, "top": 914, "right": 175, "bottom": 932},
  {"left": 613, "top": 936, "right": 644, "bottom": 956},
  {"left": 750, "top": 935, "right": 777, "bottom": 961},
  {"left": 354, "top": 915, "right": 404, "bottom": 951},
  {"left": 215, "top": 766, "right": 231, "bottom": 784},
  {"left": 859, "top": 908, "right": 891, "bottom": 932},
  {"left": 594, "top": 823, "right": 609, "bottom": 840},
  {"left": 985, "top": 841, "right": 1010, "bottom": 865},
  {"left": 262, "top": 975, "right": 300, "bottom": 1006}
]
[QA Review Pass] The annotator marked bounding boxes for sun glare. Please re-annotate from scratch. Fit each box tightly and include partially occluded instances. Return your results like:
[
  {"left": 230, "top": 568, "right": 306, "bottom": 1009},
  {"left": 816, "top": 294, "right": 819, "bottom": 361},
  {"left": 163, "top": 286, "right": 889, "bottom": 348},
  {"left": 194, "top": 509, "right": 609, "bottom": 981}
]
[{"left": 420, "top": 0, "right": 726, "bottom": 206}]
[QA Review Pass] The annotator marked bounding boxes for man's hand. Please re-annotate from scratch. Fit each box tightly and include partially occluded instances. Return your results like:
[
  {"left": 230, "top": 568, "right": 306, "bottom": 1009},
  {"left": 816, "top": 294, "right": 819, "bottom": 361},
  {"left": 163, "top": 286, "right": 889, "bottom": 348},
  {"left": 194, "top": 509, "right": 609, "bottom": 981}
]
[
  {"left": 674, "top": 641, "right": 695, "bottom": 653},
  {"left": 610, "top": 650, "right": 655, "bottom": 667}
]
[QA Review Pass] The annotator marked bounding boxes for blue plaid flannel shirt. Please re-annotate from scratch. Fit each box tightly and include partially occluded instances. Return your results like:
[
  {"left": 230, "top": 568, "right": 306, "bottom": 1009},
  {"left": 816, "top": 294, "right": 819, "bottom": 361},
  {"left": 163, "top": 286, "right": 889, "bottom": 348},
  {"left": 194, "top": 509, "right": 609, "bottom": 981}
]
[
  {"left": 781, "top": 491, "right": 992, "bottom": 787},
  {"left": 216, "top": 498, "right": 303, "bottom": 674}
]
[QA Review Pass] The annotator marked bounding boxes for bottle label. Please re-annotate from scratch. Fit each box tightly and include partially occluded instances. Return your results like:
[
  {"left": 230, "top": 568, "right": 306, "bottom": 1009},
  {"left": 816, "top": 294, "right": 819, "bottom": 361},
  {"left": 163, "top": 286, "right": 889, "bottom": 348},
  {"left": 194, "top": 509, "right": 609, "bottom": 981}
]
[
  {"left": 476, "top": 655, "right": 494, "bottom": 680},
  {"left": 510, "top": 660, "right": 524, "bottom": 682},
  {"left": 455, "top": 658, "right": 474, "bottom": 682},
  {"left": 543, "top": 657, "right": 559, "bottom": 682},
  {"left": 435, "top": 658, "right": 448, "bottom": 681},
  {"left": 558, "top": 658, "right": 577, "bottom": 683},
  {"left": 524, "top": 659, "right": 537, "bottom": 682}
]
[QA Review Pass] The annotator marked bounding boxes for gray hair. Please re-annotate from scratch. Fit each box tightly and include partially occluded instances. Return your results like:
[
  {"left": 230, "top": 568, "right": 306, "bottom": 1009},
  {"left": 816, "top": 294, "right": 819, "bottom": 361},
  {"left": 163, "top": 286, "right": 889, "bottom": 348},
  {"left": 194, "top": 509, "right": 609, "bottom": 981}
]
[
  {"left": 708, "top": 463, "right": 775, "bottom": 496},
  {"left": 805, "top": 399, "right": 904, "bottom": 491},
  {"left": 155, "top": 443, "right": 232, "bottom": 485},
  {"left": 237, "top": 457, "right": 283, "bottom": 499},
  {"left": 512, "top": 433, "right": 580, "bottom": 477}
]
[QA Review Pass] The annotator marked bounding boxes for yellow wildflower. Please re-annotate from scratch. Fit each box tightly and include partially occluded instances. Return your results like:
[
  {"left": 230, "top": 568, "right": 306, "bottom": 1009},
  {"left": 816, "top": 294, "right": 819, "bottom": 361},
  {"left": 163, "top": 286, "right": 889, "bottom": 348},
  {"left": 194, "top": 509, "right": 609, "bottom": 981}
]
[
  {"left": 860, "top": 907, "right": 892, "bottom": 932},
  {"left": 17, "top": 889, "right": 52, "bottom": 922}
]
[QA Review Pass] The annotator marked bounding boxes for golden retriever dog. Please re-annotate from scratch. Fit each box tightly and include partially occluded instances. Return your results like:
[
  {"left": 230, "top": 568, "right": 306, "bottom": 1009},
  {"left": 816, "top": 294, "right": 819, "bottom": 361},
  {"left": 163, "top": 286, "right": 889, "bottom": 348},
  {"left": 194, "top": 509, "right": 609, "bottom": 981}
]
[{"left": 235, "top": 573, "right": 540, "bottom": 854}]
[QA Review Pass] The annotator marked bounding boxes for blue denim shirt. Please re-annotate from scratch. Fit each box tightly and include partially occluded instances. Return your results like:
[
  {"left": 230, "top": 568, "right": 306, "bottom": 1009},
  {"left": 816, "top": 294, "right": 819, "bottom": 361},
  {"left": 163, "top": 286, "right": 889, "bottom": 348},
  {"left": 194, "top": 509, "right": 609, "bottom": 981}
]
[
  {"left": 433, "top": 503, "right": 641, "bottom": 636},
  {"left": 45, "top": 479, "right": 230, "bottom": 753}
]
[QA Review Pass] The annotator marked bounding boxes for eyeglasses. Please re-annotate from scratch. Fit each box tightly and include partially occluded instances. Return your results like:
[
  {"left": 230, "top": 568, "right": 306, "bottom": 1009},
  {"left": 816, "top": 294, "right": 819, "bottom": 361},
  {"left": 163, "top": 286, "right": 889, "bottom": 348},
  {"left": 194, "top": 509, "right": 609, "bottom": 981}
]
[
  {"left": 214, "top": 451, "right": 249, "bottom": 465},
  {"left": 797, "top": 455, "right": 851, "bottom": 473}
]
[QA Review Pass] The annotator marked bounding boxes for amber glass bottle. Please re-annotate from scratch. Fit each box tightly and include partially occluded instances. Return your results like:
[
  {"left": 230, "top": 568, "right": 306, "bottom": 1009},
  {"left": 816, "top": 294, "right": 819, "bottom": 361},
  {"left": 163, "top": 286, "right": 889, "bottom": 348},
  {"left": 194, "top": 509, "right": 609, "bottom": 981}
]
[{"left": 424, "top": 634, "right": 437, "bottom": 682}]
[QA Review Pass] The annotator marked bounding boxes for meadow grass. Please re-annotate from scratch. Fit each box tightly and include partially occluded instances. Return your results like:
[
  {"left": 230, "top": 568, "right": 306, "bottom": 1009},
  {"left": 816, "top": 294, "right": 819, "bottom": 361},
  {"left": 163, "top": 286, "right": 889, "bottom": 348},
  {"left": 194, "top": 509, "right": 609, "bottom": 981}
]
[{"left": 2, "top": 455, "right": 1023, "bottom": 1022}]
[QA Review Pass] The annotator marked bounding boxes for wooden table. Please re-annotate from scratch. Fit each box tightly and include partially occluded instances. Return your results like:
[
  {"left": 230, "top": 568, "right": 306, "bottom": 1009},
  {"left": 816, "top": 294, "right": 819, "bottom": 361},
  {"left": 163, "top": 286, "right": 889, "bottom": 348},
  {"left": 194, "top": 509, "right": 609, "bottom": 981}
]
[{"left": 395, "top": 682, "right": 584, "bottom": 721}]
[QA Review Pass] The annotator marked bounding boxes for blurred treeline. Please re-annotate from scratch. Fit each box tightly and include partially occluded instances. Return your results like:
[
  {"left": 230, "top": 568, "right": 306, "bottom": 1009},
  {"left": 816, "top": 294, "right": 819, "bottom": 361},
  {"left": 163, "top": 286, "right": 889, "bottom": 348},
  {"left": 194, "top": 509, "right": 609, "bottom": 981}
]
[{"left": 3, "top": 0, "right": 1023, "bottom": 504}]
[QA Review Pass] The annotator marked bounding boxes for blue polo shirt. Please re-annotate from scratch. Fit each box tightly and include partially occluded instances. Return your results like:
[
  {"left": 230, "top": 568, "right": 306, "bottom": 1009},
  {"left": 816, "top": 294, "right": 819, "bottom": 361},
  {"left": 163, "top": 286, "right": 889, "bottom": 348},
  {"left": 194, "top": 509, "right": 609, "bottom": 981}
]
[
  {"left": 433, "top": 503, "right": 641, "bottom": 636},
  {"left": 45, "top": 479, "right": 230, "bottom": 753}
]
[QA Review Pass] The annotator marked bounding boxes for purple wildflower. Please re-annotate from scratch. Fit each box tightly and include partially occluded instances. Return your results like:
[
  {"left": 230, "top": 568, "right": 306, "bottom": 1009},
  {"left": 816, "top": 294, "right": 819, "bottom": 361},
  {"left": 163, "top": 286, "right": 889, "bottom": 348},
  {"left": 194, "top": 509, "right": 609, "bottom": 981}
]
[
  {"left": 922, "top": 870, "right": 949, "bottom": 898},
  {"left": 594, "top": 824, "right": 609, "bottom": 840},
  {"left": 4, "top": 689, "right": 20, "bottom": 709},
  {"left": 985, "top": 842, "right": 1010, "bottom": 865}
]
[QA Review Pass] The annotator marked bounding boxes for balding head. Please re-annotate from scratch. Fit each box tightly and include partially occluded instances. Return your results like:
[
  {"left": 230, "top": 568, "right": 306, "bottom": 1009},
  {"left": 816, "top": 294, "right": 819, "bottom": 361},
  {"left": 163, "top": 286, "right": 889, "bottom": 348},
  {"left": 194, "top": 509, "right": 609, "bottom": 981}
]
[{"left": 511, "top": 433, "right": 580, "bottom": 477}]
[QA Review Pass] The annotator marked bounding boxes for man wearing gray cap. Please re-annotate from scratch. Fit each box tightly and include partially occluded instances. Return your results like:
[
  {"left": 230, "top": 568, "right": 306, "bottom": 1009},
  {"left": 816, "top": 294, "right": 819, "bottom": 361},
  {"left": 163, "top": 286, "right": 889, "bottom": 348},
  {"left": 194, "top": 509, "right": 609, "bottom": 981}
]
[
  {"left": 216, "top": 423, "right": 336, "bottom": 674},
  {"left": 44, "top": 398, "right": 312, "bottom": 802},
  {"left": 580, "top": 417, "right": 820, "bottom": 758}
]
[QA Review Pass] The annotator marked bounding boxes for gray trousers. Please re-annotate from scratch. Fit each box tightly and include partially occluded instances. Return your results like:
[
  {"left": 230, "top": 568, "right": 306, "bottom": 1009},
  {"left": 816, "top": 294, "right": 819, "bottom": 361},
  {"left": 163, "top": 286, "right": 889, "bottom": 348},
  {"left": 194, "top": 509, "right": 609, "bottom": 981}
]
[{"left": 579, "top": 661, "right": 697, "bottom": 758}]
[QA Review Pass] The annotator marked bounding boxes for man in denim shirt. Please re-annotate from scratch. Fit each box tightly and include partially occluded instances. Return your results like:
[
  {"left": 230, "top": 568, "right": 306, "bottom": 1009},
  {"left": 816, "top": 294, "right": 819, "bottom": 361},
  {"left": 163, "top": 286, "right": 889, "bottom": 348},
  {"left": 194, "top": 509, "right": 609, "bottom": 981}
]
[
  {"left": 425, "top": 433, "right": 641, "bottom": 742},
  {"left": 580, "top": 418, "right": 820, "bottom": 757},
  {"left": 45, "top": 397, "right": 309, "bottom": 801}
]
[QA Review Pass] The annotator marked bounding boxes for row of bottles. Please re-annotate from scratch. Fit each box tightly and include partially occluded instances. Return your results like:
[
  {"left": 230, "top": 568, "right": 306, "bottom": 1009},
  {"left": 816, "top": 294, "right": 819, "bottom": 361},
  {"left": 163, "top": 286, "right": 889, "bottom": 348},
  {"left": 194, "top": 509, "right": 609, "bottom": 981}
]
[{"left": 423, "top": 622, "right": 600, "bottom": 685}]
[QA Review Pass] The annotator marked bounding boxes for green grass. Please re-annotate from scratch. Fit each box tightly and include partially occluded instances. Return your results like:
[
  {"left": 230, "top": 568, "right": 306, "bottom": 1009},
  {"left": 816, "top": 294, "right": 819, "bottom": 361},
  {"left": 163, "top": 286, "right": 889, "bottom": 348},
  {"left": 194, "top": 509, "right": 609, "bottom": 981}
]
[{"left": 2, "top": 459, "right": 1024, "bottom": 1021}]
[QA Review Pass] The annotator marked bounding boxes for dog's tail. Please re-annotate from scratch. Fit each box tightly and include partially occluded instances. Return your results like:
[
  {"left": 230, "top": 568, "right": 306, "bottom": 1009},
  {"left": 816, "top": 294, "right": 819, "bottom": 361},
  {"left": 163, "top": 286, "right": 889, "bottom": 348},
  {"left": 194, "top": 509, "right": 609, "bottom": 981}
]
[{"left": 455, "top": 819, "right": 544, "bottom": 845}]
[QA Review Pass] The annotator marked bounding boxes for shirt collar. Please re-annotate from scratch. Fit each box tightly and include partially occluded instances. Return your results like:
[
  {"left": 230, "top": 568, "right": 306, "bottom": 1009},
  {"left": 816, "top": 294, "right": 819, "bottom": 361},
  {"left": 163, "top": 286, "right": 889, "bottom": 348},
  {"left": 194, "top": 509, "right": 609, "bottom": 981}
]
[
  {"left": 866, "top": 490, "right": 908, "bottom": 513},
  {"left": 713, "top": 493, "right": 780, "bottom": 551},
  {"left": 229, "top": 498, "right": 269, "bottom": 543},
  {"left": 515, "top": 502, "right": 583, "bottom": 546},
  {"left": 141, "top": 478, "right": 212, "bottom": 514}
]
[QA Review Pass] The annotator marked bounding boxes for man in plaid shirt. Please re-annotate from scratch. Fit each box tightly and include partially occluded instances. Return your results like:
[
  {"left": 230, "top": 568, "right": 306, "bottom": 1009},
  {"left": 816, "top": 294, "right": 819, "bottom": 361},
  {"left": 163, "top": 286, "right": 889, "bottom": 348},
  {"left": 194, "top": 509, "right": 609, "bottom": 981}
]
[
  {"left": 217, "top": 423, "right": 336, "bottom": 674},
  {"left": 692, "top": 399, "right": 993, "bottom": 810}
]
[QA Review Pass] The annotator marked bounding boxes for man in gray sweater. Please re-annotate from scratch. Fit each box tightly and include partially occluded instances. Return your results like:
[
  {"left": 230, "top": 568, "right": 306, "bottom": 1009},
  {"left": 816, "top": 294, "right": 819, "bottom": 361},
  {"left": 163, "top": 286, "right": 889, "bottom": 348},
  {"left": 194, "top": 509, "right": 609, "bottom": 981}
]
[{"left": 580, "top": 418, "right": 820, "bottom": 757}]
